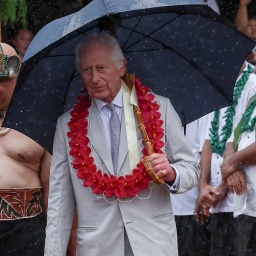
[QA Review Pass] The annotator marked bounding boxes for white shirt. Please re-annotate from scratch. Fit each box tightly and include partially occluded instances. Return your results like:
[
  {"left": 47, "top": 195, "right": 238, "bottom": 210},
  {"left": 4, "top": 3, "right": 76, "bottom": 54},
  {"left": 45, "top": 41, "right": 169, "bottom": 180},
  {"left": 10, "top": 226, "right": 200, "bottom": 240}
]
[
  {"left": 171, "top": 114, "right": 211, "bottom": 215},
  {"left": 228, "top": 64, "right": 256, "bottom": 217},
  {"left": 94, "top": 87, "right": 123, "bottom": 151},
  {"left": 204, "top": 62, "right": 256, "bottom": 213},
  {"left": 204, "top": 108, "right": 233, "bottom": 213},
  {"left": 234, "top": 123, "right": 256, "bottom": 217},
  {"left": 228, "top": 62, "right": 256, "bottom": 142}
]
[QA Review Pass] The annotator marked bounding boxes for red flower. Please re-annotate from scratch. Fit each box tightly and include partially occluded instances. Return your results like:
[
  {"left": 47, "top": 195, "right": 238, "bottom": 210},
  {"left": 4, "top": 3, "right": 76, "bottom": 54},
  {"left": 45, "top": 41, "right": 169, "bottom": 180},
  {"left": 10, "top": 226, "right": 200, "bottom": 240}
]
[{"left": 68, "top": 78, "right": 167, "bottom": 199}]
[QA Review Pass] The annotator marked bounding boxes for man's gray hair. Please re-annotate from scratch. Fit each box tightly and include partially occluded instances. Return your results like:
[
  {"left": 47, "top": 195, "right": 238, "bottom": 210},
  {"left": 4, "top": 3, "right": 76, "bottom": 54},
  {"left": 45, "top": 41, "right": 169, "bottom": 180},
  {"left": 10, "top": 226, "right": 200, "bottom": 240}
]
[{"left": 76, "top": 33, "right": 125, "bottom": 71}]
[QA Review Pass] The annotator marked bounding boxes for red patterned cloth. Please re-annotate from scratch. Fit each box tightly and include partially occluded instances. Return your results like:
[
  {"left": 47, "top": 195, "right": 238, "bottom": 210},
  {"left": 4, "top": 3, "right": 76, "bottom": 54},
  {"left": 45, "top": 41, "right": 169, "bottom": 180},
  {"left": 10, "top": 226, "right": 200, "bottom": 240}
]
[{"left": 0, "top": 187, "right": 43, "bottom": 220}]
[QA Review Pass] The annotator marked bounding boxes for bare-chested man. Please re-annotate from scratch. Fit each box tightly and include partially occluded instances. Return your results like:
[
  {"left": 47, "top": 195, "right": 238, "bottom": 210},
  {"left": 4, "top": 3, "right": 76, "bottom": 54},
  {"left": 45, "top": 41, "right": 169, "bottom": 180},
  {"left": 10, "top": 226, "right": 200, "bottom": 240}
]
[{"left": 0, "top": 42, "right": 51, "bottom": 256}]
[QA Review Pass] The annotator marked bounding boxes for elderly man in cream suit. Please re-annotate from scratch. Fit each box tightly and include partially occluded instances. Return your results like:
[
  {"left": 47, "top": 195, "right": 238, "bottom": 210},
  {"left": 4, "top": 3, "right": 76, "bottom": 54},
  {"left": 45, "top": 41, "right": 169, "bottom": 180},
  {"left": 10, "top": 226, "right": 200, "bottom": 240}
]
[{"left": 44, "top": 33, "right": 200, "bottom": 256}]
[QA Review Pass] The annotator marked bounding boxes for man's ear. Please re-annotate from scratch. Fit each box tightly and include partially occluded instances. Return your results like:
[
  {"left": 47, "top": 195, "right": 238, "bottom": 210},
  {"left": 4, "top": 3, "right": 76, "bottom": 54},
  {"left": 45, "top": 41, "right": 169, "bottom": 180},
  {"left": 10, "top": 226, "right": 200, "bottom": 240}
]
[{"left": 119, "top": 59, "right": 126, "bottom": 77}]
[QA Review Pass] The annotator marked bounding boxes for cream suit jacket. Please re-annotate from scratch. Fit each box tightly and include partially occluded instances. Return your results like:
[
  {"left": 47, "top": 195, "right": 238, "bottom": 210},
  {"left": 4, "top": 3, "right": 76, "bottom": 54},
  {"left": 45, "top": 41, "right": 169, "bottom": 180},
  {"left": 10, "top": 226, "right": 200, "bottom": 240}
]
[{"left": 44, "top": 93, "right": 200, "bottom": 256}]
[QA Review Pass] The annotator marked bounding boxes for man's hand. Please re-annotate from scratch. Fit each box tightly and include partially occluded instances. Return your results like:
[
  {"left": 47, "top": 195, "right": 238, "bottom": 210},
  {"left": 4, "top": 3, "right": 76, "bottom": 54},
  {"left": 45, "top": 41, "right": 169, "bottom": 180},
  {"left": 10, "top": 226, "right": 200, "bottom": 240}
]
[
  {"left": 149, "top": 153, "right": 176, "bottom": 183},
  {"left": 194, "top": 184, "right": 219, "bottom": 222},
  {"left": 221, "top": 156, "right": 241, "bottom": 181},
  {"left": 194, "top": 203, "right": 210, "bottom": 223},
  {"left": 212, "top": 182, "right": 229, "bottom": 208},
  {"left": 227, "top": 170, "right": 247, "bottom": 195}
]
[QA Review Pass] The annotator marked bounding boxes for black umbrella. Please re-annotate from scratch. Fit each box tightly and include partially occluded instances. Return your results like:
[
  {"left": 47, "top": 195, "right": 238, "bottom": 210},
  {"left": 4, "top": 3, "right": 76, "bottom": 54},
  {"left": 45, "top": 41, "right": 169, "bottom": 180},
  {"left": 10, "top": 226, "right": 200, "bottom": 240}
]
[{"left": 4, "top": 0, "right": 255, "bottom": 153}]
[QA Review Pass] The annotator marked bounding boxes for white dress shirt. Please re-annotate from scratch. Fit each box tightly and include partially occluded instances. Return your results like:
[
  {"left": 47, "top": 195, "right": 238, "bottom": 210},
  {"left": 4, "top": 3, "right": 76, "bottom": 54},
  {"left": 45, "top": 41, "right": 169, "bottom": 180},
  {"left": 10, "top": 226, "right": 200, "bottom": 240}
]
[
  {"left": 94, "top": 87, "right": 123, "bottom": 151},
  {"left": 171, "top": 114, "right": 211, "bottom": 215}
]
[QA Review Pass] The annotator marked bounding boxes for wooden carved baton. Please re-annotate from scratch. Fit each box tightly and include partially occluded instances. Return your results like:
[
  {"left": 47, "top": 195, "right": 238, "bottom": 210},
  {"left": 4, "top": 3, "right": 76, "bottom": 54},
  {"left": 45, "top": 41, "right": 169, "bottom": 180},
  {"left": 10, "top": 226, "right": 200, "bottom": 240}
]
[{"left": 123, "top": 73, "right": 164, "bottom": 185}]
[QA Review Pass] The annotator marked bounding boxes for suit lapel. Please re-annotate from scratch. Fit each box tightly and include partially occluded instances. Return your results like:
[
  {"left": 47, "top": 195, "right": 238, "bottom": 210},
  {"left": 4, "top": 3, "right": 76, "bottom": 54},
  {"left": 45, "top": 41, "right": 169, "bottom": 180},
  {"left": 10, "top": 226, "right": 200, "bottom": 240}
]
[{"left": 87, "top": 101, "right": 114, "bottom": 174}]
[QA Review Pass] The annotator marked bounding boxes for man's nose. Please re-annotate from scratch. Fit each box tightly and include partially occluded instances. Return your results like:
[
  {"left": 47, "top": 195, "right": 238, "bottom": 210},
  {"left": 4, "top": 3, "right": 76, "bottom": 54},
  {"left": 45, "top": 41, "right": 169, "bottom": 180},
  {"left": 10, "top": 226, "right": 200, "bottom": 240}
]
[{"left": 91, "top": 69, "right": 100, "bottom": 83}]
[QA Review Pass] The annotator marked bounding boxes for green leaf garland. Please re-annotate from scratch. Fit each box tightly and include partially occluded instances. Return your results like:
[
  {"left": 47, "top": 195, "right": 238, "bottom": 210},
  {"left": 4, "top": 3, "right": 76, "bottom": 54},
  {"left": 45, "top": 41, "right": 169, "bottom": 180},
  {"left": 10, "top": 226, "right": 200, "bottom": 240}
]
[
  {"left": 241, "top": 100, "right": 256, "bottom": 133},
  {"left": 209, "top": 65, "right": 254, "bottom": 155}
]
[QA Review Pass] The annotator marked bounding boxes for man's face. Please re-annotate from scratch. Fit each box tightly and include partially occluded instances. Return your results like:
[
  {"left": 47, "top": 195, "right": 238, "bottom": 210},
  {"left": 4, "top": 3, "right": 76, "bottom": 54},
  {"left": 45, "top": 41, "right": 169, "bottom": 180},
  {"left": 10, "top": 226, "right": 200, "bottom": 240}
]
[
  {"left": 0, "top": 77, "right": 16, "bottom": 109},
  {"left": 12, "top": 30, "right": 33, "bottom": 57},
  {"left": 248, "top": 19, "right": 256, "bottom": 41},
  {"left": 79, "top": 44, "right": 125, "bottom": 103},
  {"left": 0, "top": 43, "right": 18, "bottom": 110}
]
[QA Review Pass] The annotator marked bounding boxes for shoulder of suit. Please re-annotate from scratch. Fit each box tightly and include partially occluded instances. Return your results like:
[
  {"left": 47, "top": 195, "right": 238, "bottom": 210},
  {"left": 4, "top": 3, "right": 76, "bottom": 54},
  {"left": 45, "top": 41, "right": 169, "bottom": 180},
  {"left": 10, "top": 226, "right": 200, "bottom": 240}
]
[
  {"left": 153, "top": 93, "right": 168, "bottom": 103},
  {"left": 58, "top": 109, "right": 72, "bottom": 122},
  {"left": 153, "top": 93, "right": 173, "bottom": 109}
]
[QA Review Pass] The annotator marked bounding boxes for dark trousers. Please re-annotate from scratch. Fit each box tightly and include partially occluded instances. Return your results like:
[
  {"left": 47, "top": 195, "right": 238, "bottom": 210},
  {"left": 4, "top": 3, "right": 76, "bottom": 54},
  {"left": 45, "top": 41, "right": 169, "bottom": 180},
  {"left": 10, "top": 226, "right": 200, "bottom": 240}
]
[
  {"left": 233, "top": 214, "right": 256, "bottom": 256},
  {"left": 0, "top": 213, "right": 46, "bottom": 256},
  {"left": 209, "top": 212, "right": 235, "bottom": 256},
  {"left": 175, "top": 215, "right": 210, "bottom": 256}
]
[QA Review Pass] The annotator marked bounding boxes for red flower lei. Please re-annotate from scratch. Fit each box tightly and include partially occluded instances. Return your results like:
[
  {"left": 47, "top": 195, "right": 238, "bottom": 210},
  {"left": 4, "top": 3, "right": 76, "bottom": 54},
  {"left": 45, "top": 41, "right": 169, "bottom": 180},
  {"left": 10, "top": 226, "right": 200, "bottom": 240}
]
[{"left": 67, "top": 78, "right": 165, "bottom": 198}]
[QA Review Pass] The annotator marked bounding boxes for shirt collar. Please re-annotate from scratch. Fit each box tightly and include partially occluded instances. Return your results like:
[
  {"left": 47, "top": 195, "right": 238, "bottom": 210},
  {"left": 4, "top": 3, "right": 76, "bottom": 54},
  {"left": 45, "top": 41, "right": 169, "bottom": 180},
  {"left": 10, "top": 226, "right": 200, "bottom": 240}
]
[{"left": 94, "top": 86, "right": 123, "bottom": 112}]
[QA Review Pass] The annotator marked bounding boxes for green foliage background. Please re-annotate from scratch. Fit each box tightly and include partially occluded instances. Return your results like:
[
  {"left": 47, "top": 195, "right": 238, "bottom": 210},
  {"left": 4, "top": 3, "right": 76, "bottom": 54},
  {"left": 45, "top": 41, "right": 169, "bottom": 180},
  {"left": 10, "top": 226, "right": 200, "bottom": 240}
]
[{"left": 0, "top": 0, "right": 27, "bottom": 28}]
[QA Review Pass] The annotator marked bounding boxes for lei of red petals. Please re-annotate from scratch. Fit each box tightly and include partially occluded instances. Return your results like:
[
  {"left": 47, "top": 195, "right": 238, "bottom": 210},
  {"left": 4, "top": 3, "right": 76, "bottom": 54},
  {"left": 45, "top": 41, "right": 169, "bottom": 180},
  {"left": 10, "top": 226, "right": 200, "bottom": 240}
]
[{"left": 67, "top": 78, "right": 165, "bottom": 198}]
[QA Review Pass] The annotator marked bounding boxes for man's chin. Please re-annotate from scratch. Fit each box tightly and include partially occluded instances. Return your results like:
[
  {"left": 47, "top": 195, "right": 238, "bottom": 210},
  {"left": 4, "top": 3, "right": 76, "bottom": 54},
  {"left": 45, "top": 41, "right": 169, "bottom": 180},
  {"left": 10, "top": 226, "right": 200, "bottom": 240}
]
[
  {"left": 93, "top": 94, "right": 113, "bottom": 103},
  {"left": 91, "top": 90, "right": 106, "bottom": 98}
]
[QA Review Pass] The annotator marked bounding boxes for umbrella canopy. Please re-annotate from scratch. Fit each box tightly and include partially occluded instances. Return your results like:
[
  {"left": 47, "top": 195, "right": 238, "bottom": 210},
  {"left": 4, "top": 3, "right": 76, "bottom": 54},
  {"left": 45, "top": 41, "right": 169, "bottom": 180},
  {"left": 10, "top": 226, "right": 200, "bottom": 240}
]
[{"left": 4, "top": 0, "right": 255, "bottom": 153}]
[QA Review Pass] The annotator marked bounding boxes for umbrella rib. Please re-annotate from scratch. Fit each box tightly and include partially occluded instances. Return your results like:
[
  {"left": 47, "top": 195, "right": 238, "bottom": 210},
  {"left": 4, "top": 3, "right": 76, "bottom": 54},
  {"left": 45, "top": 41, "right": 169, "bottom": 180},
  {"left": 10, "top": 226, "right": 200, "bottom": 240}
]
[
  {"left": 121, "top": 14, "right": 180, "bottom": 51},
  {"left": 144, "top": 40, "right": 231, "bottom": 103},
  {"left": 122, "top": 16, "right": 143, "bottom": 49},
  {"left": 120, "top": 19, "right": 230, "bottom": 102},
  {"left": 130, "top": 46, "right": 229, "bottom": 103}
]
